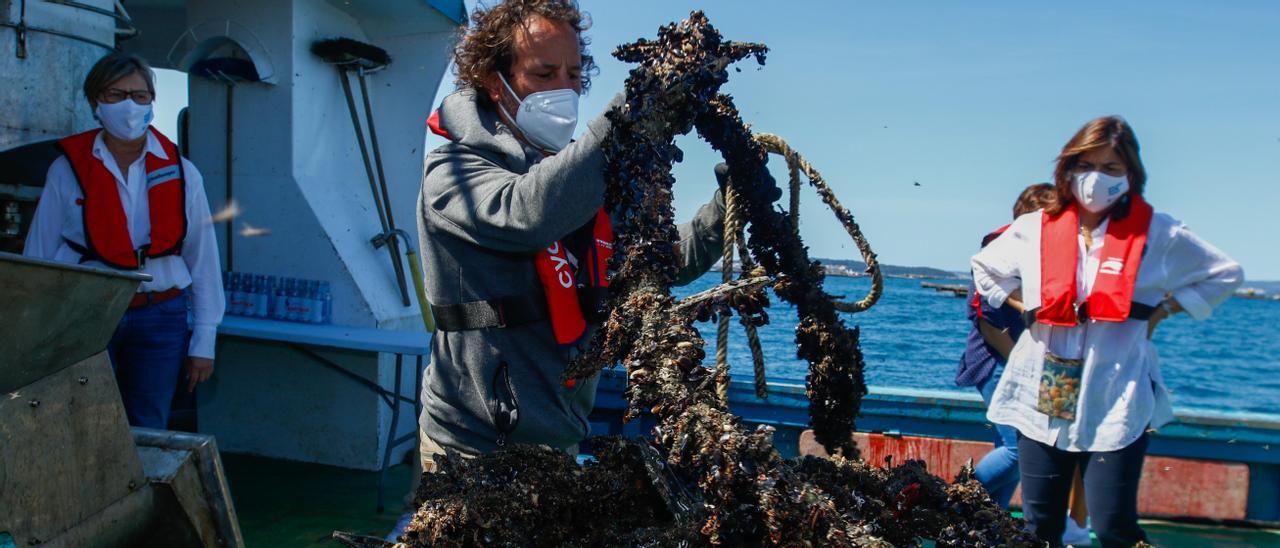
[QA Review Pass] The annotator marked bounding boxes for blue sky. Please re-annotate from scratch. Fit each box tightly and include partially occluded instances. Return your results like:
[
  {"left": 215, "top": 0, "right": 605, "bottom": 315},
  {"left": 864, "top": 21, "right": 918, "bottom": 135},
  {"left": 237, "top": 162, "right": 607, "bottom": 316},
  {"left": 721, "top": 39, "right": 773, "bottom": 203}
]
[{"left": 159, "top": 1, "right": 1280, "bottom": 279}]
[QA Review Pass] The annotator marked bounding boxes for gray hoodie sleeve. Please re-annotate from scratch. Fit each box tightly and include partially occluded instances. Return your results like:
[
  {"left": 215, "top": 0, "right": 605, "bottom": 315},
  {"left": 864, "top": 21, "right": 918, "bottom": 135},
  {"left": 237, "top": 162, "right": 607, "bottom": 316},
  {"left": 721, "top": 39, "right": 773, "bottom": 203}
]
[
  {"left": 422, "top": 117, "right": 611, "bottom": 254},
  {"left": 674, "top": 188, "right": 726, "bottom": 286}
]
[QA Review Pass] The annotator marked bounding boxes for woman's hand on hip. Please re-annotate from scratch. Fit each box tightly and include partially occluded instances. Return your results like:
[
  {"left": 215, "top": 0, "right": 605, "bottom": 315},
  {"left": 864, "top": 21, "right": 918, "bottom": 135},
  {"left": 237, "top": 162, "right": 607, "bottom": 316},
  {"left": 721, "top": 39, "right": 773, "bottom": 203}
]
[
  {"left": 1147, "top": 298, "right": 1182, "bottom": 339},
  {"left": 186, "top": 357, "right": 215, "bottom": 392},
  {"left": 1005, "top": 288, "right": 1026, "bottom": 313}
]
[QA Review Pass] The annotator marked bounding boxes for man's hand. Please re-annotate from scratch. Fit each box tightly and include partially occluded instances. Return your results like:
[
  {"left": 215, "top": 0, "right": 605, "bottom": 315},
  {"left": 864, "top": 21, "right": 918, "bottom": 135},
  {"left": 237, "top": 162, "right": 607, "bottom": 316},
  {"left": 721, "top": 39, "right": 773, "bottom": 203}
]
[
  {"left": 186, "top": 357, "right": 214, "bottom": 393},
  {"left": 714, "top": 163, "right": 782, "bottom": 206}
]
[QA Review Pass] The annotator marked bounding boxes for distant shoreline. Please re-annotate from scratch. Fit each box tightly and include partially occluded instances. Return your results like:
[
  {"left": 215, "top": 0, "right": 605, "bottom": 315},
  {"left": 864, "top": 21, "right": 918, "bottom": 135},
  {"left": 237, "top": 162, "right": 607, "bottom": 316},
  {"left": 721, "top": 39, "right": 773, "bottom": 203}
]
[{"left": 711, "top": 258, "right": 965, "bottom": 281}]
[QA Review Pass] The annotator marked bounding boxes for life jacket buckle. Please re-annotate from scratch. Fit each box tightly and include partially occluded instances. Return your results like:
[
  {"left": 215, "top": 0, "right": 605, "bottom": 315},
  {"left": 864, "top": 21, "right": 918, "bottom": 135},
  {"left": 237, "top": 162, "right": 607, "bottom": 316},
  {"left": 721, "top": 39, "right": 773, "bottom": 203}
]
[{"left": 493, "top": 302, "right": 507, "bottom": 328}]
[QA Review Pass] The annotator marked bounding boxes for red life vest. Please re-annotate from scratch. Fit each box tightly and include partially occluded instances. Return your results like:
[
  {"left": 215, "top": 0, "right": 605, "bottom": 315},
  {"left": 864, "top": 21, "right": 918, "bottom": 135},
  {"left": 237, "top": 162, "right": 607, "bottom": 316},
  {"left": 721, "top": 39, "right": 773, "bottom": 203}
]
[
  {"left": 971, "top": 224, "right": 1012, "bottom": 320},
  {"left": 535, "top": 210, "right": 613, "bottom": 346},
  {"left": 428, "top": 109, "right": 615, "bottom": 348},
  {"left": 57, "top": 127, "right": 186, "bottom": 270},
  {"left": 1037, "top": 196, "right": 1154, "bottom": 326}
]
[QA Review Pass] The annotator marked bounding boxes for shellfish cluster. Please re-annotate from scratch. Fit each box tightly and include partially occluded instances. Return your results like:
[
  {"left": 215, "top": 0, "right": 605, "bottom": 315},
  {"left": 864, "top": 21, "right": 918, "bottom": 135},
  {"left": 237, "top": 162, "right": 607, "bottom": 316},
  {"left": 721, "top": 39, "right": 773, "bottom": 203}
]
[{"left": 392, "top": 12, "right": 1039, "bottom": 547}]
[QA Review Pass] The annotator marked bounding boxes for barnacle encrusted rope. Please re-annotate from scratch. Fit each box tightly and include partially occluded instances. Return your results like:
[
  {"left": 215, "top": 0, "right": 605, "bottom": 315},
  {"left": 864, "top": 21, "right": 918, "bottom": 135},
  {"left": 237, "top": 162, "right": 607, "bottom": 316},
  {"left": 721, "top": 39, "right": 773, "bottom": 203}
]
[
  {"left": 400, "top": 12, "right": 1043, "bottom": 547},
  {"left": 717, "top": 133, "right": 883, "bottom": 401},
  {"left": 714, "top": 185, "right": 743, "bottom": 405},
  {"left": 756, "top": 132, "right": 884, "bottom": 313}
]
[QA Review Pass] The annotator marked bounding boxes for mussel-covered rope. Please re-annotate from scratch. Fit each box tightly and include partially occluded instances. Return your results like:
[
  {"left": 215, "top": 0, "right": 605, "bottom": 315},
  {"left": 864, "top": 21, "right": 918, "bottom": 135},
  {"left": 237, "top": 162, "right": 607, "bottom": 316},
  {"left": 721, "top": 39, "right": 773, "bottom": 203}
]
[
  {"left": 715, "top": 184, "right": 772, "bottom": 400},
  {"left": 715, "top": 134, "right": 881, "bottom": 402},
  {"left": 713, "top": 185, "right": 742, "bottom": 406},
  {"left": 755, "top": 133, "right": 884, "bottom": 313}
]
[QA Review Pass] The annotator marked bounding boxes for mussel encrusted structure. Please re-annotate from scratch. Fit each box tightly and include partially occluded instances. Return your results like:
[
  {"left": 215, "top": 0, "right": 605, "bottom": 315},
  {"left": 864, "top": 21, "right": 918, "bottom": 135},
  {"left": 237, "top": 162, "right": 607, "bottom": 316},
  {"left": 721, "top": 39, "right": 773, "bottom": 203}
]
[{"left": 395, "top": 12, "right": 1039, "bottom": 547}]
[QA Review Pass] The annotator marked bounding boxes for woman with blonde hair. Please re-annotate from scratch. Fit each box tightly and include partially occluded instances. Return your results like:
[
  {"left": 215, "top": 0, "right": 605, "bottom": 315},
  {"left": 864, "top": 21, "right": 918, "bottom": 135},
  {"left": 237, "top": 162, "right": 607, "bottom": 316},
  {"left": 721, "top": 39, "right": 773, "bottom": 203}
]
[{"left": 971, "top": 116, "right": 1242, "bottom": 546}]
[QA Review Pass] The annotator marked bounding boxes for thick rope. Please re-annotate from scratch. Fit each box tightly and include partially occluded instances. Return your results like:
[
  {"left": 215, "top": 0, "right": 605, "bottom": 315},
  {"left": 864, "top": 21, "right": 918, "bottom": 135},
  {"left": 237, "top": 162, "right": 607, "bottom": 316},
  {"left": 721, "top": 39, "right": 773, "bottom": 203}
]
[
  {"left": 754, "top": 133, "right": 884, "bottom": 313},
  {"left": 713, "top": 135, "right": 880, "bottom": 403},
  {"left": 714, "top": 186, "right": 741, "bottom": 406}
]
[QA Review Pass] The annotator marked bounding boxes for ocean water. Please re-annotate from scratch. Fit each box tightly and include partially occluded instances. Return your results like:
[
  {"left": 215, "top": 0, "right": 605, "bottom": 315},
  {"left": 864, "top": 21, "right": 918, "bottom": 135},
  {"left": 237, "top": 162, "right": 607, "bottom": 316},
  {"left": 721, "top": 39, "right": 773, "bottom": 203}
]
[{"left": 673, "top": 274, "right": 1280, "bottom": 415}]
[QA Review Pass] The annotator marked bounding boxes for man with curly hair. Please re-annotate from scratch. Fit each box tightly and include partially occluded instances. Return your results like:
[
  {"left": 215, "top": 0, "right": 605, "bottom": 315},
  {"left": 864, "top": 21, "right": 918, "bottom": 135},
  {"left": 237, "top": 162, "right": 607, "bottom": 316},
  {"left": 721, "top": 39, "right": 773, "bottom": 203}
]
[{"left": 415, "top": 0, "right": 763, "bottom": 469}]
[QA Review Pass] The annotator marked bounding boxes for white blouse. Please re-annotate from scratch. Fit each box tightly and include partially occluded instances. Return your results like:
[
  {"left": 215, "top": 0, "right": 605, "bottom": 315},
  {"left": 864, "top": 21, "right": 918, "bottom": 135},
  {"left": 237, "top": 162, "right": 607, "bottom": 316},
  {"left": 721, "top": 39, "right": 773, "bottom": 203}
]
[
  {"left": 971, "top": 208, "right": 1243, "bottom": 452},
  {"left": 24, "top": 131, "right": 225, "bottom": 359}
]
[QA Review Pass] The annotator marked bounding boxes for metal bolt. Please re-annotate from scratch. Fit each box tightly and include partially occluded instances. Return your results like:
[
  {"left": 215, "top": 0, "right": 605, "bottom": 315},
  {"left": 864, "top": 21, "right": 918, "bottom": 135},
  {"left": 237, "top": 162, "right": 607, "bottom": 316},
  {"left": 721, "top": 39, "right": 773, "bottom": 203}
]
[
  {"left": 79, "top": 376, "right": 89, "bottom": 385},
  {"left": 28, "top": 399, "right": 39, "bottom": 408},
  {"left": 127, "top": 480, "right": 138, "bottom": 490}
]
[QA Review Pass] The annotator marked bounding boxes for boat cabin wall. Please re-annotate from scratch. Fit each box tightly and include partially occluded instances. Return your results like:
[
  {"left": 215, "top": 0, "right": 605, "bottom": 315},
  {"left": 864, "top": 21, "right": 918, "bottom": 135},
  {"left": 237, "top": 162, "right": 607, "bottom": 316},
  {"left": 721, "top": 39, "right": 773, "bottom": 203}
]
[
  {"left": 179, "top": 0, "right": 459, "bottom": 330},
  {"left": 175, "top": 0, "right": 460, "bottom": 470}
]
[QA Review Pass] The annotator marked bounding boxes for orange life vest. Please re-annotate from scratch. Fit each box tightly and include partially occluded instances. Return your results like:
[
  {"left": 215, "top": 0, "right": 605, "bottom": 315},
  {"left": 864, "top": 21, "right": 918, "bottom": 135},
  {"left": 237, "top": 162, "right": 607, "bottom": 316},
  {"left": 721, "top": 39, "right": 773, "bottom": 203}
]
[
  {"left": 971, "top": 223, "right": 1011, "bottom": 320},
  {"left": 1037, "top": 196, "right": 1154, "bottom": 326},
  {"left": 428, "top": 109, "right": 615, "bottom": 348},
  {"left": 535, "top": 209, "right": 613, "bottom": 346},
  {"left": 57, "top": 127, "right": 187, "bottom": 270}
]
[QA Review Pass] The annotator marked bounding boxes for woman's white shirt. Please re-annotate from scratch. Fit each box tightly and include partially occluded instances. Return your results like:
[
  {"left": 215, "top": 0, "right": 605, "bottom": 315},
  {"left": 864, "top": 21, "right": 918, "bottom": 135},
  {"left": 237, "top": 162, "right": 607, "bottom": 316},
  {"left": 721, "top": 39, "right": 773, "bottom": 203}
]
[
  {"left": 23, "top": 131, "right": 226, "bottom": 359},
  {"left": 971, "top": 208, "right": 1242, "bottom": 452}
]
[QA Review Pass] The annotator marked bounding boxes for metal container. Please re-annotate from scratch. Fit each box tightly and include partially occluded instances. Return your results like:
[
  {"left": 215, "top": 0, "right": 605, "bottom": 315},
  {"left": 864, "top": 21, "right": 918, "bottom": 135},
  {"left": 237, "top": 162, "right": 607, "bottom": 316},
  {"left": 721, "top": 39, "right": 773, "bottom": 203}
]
[{"left": 0, "top": 251, "right": 147, "bottom": 392}]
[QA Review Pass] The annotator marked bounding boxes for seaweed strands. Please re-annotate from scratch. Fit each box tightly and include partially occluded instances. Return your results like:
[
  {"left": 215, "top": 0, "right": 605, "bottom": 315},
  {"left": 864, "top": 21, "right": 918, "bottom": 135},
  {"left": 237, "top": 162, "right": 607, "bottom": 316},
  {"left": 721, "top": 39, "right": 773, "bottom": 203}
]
[{"left": 395, "top": 11, "right": 1040, "bottom": 547}]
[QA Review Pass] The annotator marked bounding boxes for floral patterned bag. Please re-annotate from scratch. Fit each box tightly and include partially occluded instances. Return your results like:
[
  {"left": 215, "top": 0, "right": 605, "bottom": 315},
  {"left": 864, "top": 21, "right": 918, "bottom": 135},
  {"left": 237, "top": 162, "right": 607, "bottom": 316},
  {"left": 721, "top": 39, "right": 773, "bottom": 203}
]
[{"left": 1037, "top": 352, "right": 1083, "bottom": 420}]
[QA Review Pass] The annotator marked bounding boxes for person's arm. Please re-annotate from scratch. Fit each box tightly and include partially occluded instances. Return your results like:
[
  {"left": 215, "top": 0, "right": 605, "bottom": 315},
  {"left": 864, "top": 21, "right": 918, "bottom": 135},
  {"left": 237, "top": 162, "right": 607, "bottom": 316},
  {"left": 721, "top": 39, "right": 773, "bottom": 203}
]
[
  {"left": 421, "top": 112, "right": 612, "bottom": 254},
  {"left": 23, "top": 157, "right": 70, "bottom": 259},
  {"left": 673, "top": 188, "right": 726, "bottom": 286},
  {"left": 977, "top": 318, "right": 1016, "bottom": 361},
  {"left": 1146, "top": 222, "right": 1244, "bottom": 337},
  {"left": 971, "top": 218, "right": 1028, "bottom": 309},
  {"left": 179, "top": 160, "right": 226, "bottom": 377}
]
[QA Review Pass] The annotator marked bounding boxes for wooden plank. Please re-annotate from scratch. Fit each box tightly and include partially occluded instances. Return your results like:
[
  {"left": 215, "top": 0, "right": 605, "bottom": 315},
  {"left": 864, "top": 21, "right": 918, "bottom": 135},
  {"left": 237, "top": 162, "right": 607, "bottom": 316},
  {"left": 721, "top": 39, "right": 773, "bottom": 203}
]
[{"left": 1139, "top": 456, "right": 1249, "bottom": 520}]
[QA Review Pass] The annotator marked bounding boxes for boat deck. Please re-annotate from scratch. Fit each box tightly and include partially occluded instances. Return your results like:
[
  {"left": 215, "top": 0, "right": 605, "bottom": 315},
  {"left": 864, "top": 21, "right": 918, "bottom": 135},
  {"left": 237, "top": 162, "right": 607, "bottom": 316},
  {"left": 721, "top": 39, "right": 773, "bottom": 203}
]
[{"left": 223, "top": 454, "right": 1280, "bottom": 547}]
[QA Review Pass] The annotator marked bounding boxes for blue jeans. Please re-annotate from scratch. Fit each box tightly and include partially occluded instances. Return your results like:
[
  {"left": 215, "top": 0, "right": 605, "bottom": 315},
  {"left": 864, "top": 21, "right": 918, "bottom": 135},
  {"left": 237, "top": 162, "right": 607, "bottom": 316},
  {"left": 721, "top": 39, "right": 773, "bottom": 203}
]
[
  {"left": 107, "top": 291, "right": 190, "bottom": 429},
  {"left": 975, "top": 365, "right": 1020, "bottom": 508}
]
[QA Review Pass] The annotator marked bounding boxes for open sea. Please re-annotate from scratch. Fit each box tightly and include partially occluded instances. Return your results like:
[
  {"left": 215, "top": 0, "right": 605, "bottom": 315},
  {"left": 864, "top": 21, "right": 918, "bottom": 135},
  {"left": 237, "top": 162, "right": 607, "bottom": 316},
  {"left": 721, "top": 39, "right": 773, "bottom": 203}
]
[{"left": 673, "top": 274, "right": 1280, "bottom": 416}]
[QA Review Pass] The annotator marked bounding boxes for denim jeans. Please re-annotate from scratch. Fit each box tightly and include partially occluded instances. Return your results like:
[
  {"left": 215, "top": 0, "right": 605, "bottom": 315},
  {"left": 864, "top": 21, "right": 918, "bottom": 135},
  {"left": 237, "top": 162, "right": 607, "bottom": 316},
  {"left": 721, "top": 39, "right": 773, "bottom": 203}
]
[
  {"left": 107, "top": 290, "right": 190, "bottom": 429},
  {"left": 975, "top": 365, "right": 1020, "bottom": 508},
  {"left": 1019, "top": 433, "right": 1149, "bottom": 548}
]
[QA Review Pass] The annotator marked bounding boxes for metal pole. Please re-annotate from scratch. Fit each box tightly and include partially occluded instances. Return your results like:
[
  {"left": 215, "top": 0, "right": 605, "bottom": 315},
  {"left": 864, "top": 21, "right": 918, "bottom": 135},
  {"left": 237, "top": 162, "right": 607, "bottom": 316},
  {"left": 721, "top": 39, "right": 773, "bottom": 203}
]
[
  {"left": 225, "top": 83, "right": 234, "bottom": 272},
  {"left": 358, "top": 70, "right": 407, "bottom": 306},
  {"left": 338, "top": 69, "right": 409, "bottom": 305}
]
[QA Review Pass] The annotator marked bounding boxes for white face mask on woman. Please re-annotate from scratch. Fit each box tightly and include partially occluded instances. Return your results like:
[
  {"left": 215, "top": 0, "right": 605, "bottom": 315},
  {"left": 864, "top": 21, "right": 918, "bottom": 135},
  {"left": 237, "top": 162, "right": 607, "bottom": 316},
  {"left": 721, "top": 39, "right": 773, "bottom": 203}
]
[
  {"left": 95, "top": 99, "right": 154, "bottom": 141},
  {"left": 497, "top": 72, "right": 579, "bottom": 152},
  {"left": 1072, "top": 171, "right": 1130, "bottom": 213}
]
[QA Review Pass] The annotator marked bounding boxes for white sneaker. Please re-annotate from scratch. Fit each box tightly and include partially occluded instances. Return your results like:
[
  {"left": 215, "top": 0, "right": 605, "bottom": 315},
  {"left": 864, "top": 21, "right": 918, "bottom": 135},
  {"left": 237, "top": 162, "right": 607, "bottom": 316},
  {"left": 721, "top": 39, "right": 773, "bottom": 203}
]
[{"left": 1062, "top": 516, "right": 1092, "bottom": 546}]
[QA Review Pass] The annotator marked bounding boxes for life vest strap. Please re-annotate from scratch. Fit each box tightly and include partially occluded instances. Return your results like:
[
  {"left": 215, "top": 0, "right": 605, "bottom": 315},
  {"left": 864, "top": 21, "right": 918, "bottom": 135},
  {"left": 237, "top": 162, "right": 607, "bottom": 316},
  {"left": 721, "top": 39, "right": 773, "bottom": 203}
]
[
  {"left": 1022, "top": 301, "right": 1156, "bottom": 328},
  {"left": 431, "top": 292, "right": 547, "bottom": 332},
  {"left": 63, "top": 237, "right": 149, "bottom": 269}
]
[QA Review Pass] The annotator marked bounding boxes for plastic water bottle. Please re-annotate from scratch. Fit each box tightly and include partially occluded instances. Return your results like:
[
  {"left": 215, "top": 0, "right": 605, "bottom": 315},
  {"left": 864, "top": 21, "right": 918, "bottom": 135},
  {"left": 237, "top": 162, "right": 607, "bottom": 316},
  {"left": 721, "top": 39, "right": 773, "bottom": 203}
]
[
  {"left": 228, "top": 272, "right": 244, "bottom": 316},
  {"left": 304, "top": 280, "right": 321, "bottom": 324},
  {"left": 223, "top": 271, "right": 234, "bottom": 312},
  {"left": 285, "top": 278, "right": 301, "bottom": 322},
  {"left": 265, "top": 276, "right": 278, "bottom": 318},
  {"left": 317, "top": 281, "right": 332, "bottom": 324},
  {"left": 240, "top": 274, "right": 258, "bottom": 317},
  {"left": 301, "top": 280, "right": 319, "bottom": 323},
  {"left": 253, "top": 274, "right": 269, "bottom": 318},
  {"left": 274, "top": 278, "right": 293, "bottom": 320}
]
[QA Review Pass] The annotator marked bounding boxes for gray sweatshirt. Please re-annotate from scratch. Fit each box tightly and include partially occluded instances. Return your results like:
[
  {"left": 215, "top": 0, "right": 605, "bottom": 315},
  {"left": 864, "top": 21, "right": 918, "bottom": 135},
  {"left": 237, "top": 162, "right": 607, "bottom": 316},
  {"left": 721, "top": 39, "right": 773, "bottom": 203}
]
[{"left": 416, "top": 89, "right": 725, "bottom": 454}]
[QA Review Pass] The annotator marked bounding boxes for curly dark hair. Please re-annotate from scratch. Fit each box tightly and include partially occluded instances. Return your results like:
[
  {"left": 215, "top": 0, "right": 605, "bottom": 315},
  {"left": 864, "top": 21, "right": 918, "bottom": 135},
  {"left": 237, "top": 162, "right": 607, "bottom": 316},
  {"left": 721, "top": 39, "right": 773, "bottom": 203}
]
[{"left": 453, "top": 0, "right": 596, "bottom": 106}]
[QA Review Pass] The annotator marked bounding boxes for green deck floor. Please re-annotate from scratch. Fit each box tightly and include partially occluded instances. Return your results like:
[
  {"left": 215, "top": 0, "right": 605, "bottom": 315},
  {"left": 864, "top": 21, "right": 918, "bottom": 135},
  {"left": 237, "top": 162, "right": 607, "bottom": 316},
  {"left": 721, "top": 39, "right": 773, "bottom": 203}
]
[
  {"left": 223, "top": 454, "right": 414, "bottom": 547},
  {"left": 223, "top": 454, "right": 1279, "bottom": 547}
]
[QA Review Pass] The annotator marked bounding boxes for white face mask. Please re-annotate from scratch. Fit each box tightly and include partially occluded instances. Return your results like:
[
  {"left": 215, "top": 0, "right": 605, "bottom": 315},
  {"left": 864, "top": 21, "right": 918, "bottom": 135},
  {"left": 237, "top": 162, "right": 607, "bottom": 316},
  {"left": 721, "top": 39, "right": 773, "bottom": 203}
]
[
  {"left": 497, "top": 73, "right": 579, "bottom": 152},
  {"left": 1072, "top": 171, "right": 1130, "bottom": 213},
  {"left": 95, "top": 99, "right": 154, "bottom": 141}
]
